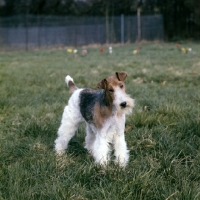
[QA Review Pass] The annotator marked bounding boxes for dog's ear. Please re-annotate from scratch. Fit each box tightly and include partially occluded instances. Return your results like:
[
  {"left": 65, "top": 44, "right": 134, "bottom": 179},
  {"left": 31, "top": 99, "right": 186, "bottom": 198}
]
[
  {"left": 97, "top": 79, "right": 107, "bottom": 89},
  {"left": 116, "top": 72, "right": 127, "bottom": 81}
]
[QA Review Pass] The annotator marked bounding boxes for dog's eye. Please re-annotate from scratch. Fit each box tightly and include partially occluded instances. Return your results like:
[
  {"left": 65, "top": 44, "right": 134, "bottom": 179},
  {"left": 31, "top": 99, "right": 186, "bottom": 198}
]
[
  {"left": 109, "top": 89, "right": 114, "bottom": 93},
  {"left": 120, "top": 84, "right": 124, "bottom": 89}
]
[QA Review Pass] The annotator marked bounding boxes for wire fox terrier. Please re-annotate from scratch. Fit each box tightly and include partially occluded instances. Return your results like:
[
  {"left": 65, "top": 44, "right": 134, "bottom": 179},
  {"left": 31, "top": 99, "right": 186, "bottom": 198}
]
[{"left": 54, "top": 72, "right": 134, "bottom": 167}]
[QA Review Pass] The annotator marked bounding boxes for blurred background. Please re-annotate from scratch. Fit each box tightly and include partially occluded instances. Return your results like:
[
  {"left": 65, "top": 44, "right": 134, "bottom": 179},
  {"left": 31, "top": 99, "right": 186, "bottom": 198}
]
[{"left": 0, "top": 0, "right": 199, "bottom": 50}]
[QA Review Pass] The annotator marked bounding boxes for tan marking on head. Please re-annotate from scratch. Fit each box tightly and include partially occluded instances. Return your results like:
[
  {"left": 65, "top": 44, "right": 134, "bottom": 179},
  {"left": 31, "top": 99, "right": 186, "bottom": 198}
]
[
  {"left": 97, "top": 79, "right": 107, "bottom": 90},
  {"left": 97, "top": 72, "right": 127, "bottom": 90},
  {"left": 115, "top": 72, "right": 127, "bottom": 81},
  {"left": 97, "top": 78, "right": 114, "bottom": 107},
  {"left": 106, "top": 75, "right": 126, "bottom": 93},
  {"left": 96, "top": 72, "right": 128, "bottom": 108}
]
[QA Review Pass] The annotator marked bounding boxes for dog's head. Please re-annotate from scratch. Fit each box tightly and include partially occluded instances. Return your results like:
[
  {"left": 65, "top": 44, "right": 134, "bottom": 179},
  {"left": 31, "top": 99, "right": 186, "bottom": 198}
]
[{"left": 97, "top": 72, "right": 134, "bottom": 115}]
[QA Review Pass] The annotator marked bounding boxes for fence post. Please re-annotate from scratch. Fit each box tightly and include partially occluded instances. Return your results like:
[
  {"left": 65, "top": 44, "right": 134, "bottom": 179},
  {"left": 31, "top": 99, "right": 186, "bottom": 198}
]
[
  {"left": 25, "top": 13, "right": 29, "bottom": 51},
  {"left": 105, "top": 5, "right": 109, "bottom": 44},
  {"left": 121, "top": 14, "right": 124, "bottom": 44},
  {"left": 137, "top": 7, "right": 141, "bottom": 42},
  {"left": 37, "top": 15, "right": 41, "bottom": 49}
]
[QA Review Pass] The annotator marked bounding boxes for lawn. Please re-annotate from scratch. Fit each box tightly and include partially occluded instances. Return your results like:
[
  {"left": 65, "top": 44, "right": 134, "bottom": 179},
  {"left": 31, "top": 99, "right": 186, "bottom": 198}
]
[{"left": 0, "top": 43, "right": 200, "bottom": 200}]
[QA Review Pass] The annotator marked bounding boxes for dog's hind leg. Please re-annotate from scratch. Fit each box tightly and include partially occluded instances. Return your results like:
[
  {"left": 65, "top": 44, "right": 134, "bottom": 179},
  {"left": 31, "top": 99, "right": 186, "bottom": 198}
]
[
  {"left": 84, "top": 124, "right": 96, "bottom": 154},
  {"left": 92, "top": 133, "right": 110, "bottom": 166},
  {"left": 54, "top": 105, "right": 82, "bottom": 155}
]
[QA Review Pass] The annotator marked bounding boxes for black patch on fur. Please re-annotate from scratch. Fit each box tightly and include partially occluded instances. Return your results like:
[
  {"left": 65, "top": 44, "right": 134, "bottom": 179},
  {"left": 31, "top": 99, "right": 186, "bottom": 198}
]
[{"left": 79, "top": 89, "right": 108, "bottom": 122}]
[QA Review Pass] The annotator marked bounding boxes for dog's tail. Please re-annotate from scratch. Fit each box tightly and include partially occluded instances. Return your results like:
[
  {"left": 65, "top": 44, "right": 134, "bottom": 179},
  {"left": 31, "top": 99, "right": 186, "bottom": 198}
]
[{"left": 65, "top": 75, "right": 78, "bottom": 93}]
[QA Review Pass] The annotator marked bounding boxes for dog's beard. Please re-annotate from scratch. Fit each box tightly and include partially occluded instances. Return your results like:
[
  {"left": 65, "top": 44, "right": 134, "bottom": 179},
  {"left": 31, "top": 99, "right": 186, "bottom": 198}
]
[
  {"left": 122, "top": 98, "right": 134, "bottom": 115},
  {"left": 113, "top": 97, "right": 135, "bottom": 116}
]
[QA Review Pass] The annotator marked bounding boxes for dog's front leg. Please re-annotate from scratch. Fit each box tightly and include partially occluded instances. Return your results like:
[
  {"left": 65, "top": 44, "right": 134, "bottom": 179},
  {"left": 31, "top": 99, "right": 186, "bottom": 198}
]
[
  {"left": 92, "top": 133, "right": 110, "bottom": 166},
  {"left": 84, "top": 124, "right": 96, "bottom": 153},
  {"left": 113, "top": 132, "right": 129, "bottom": 167}
]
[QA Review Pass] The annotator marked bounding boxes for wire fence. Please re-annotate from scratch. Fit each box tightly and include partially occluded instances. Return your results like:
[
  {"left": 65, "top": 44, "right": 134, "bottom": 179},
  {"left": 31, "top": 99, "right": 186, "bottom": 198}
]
[{"left": 0, "top": 14, "right": 163, "bottom": 50}]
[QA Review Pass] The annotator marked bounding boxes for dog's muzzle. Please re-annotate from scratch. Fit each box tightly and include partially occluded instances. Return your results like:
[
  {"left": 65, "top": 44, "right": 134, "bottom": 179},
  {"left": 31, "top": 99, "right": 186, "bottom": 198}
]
[{"left": 120, "top": 101, "right": 127, "bottom": 108}]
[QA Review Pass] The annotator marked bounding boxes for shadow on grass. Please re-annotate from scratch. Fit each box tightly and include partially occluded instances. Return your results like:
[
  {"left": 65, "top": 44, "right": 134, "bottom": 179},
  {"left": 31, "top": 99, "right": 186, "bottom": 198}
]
[{"left": 20, "top": 117, "right": 88, "bottom": 158}]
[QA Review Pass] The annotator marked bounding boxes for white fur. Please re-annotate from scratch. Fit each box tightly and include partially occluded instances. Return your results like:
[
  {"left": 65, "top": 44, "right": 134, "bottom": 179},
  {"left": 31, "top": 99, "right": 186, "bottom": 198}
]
[
  {"left": 114, "top": 87, "right": 135, "bottom": 115},
  {"left": 55, "top": 89, "right": 83, "bottom": 154},
  {"left": 55, "top": 76, "right": 134, "bottom": 167}
]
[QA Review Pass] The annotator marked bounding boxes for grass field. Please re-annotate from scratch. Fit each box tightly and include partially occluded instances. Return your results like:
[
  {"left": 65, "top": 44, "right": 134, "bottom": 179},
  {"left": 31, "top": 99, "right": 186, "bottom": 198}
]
[{"left": 0, "top": 42, "right": 200, "bottom": 200}]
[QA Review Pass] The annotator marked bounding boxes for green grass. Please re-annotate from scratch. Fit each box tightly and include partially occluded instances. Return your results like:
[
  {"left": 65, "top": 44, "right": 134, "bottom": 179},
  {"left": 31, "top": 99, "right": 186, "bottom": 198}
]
[{"left": 0, "top": 42, "right": 200, "bottom": 200}]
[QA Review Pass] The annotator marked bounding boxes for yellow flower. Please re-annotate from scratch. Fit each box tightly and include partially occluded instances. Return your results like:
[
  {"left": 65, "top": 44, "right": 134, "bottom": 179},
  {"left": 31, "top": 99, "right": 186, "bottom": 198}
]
[
  {"left": 133, "top": 50, "right": 138, "bottom": 55},
  {"left": 67, "top": 49, "right": 73, "bottom": 53},
  {"left": 181, "top": 48, "right": 186, "bottom": 53}
]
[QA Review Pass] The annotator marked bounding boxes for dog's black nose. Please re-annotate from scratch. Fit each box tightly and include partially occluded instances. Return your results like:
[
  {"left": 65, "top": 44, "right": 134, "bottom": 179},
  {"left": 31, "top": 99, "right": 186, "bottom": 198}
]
[{"left": 120, "top": 101, "right": 127, "bottom": 108}]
